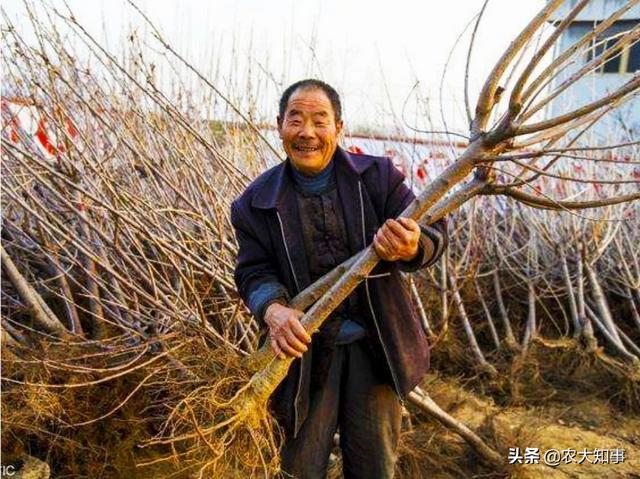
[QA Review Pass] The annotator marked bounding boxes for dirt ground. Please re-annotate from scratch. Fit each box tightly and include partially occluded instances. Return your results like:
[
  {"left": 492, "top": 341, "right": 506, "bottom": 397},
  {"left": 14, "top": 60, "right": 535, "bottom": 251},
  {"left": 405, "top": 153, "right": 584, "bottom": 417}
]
[
  {"left": 389, "top": 337, "right": 640, "bottom": 479},
  {"left": 417, "top": 375, "right": 639, "bottom": 478}
]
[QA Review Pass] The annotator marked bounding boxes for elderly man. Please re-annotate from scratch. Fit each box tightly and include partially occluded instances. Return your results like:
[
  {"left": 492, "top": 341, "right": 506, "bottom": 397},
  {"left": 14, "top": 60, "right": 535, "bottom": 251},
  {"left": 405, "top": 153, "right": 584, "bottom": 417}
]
[{"left": 231, "top": 79, "right": 447, "bottom": 479}]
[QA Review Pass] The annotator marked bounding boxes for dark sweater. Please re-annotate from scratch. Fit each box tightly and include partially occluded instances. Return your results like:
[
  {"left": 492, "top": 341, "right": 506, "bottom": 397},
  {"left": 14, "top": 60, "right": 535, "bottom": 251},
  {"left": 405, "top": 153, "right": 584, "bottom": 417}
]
[{"left": 291, "top": 161, "right": 367, "bottom": 346}]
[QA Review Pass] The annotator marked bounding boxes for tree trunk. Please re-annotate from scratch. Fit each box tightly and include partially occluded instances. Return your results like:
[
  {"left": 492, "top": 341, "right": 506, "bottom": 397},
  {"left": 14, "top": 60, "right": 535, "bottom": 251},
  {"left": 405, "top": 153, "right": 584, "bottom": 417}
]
[
  {"left": 576, "top": 247, "right": 597, "bottom": 351},
  {"left": 585, "top": 262, "right": 624, "bottom": 347},
  {"left": 561, "top": 254, "right": 582, "bottom": 339}
]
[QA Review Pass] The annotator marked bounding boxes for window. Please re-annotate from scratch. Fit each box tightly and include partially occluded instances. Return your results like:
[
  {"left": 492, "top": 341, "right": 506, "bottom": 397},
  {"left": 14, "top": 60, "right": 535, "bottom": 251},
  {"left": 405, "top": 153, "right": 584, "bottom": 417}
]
[
  {"left": 585, "top": 23, "right": 640, "bottom": 74},
  {"left": 587, "top": 37, "right": 622, "bottom": 73},
  {"left": 628, "top": 41, "right": 640, "bottom": 72}
]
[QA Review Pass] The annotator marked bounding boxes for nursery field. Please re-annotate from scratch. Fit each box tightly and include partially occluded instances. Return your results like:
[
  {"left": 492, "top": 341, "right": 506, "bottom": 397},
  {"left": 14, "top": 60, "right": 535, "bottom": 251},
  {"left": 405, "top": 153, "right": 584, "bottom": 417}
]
[{"left": 2, "top": 1, "right": 640, "bottom": 478}]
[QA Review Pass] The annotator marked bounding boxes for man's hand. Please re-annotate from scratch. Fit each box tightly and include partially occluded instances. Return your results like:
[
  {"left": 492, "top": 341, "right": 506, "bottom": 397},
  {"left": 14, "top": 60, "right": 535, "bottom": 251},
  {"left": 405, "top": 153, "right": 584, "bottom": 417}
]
[
  {"left": 373, "top": 217, "right": 420, "bottom": 262},
  {"left": 264, "top": 303, "right": 312, "bottom": 359}
]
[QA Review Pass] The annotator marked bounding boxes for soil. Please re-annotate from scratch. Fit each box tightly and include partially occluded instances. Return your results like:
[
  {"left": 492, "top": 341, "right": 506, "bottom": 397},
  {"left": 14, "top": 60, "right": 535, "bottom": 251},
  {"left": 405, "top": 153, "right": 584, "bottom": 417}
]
[{"left": 393, "top": 362, "right": 640, "bottom": 479}]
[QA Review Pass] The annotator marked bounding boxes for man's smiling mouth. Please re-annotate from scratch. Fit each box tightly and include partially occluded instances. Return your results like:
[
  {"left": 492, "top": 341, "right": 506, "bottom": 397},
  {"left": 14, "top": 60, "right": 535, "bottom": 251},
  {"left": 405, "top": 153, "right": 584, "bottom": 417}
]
[{"left": 293, "top": 145, "right": 321, "bottom": 152}]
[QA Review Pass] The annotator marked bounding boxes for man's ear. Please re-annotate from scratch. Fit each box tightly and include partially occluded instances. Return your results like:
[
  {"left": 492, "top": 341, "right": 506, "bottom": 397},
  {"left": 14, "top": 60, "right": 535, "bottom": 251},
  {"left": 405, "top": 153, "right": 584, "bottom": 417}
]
[
  {"left": 336, "top": 119, "right": 344, "bottom": 137},
  {"left": 277, "top": 116, "right": 283, "bottom": 137}
]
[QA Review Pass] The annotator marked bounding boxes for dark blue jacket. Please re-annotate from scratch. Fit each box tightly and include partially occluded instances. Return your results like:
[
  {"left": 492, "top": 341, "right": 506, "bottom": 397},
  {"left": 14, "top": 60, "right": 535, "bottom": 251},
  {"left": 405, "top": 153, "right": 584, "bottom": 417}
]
[{"left": 231, "top": 146, "right": 447, "bottom": 436}]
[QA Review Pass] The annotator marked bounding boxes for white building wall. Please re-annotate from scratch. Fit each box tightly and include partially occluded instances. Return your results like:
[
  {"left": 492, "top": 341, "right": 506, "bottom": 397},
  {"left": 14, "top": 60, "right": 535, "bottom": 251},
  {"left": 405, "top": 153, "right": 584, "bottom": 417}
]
[
  {"left": 548, "top": 0, "right": 639, "bottom": 143},
  {"left": 550, "top": 0, "right": 640, "bottom": 22}
]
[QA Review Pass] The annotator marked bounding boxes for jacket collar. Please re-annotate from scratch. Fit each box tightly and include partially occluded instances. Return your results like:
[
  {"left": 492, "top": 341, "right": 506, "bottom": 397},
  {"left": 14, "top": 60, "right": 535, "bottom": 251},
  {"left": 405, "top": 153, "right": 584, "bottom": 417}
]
[{"left": 251, "top": 146, "right": 372, "bottom": 210}]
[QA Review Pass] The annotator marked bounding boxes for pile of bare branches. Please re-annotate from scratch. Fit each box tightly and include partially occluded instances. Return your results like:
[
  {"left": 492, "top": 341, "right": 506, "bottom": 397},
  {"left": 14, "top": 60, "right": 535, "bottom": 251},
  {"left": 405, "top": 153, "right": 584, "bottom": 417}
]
[
  {"left": 1, "top": 2, "right": 282, "bottom": 477},
  {"left": 1, "top": 1, "right": 639, "bottom": 477},
  {"left": 415, "top": 169, "right": 639, "bottom": 364}
]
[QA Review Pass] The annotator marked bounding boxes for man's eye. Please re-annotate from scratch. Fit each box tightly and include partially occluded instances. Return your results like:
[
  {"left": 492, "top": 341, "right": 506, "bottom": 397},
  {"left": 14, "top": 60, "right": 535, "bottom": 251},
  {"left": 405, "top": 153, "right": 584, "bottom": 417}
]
[
  {"left": 315, "top": 123, "right": 328, "bottom": 127},
  {"left": 288, "top": 120, "right": 301, "bottom": 126}
]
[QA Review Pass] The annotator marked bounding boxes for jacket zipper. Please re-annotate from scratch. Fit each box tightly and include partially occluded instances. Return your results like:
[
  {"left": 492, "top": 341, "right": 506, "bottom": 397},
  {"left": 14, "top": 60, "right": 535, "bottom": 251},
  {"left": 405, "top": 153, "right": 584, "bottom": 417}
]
[
  {"left": 358, "top": 181, "right": 404, "bottom": 402},
  {"left": 275, "top": 211, "right": 305, "bottom": 437}
]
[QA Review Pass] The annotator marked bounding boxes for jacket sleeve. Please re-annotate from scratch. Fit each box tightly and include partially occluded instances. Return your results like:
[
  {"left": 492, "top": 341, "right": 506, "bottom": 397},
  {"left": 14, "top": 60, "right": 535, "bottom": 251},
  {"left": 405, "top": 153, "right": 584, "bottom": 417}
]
[
  {"left": 382, "top": 158, "right": 448, "bottom": 272},
  {"left": 231, "top": 199, "right": 289, "bottom": 325}
]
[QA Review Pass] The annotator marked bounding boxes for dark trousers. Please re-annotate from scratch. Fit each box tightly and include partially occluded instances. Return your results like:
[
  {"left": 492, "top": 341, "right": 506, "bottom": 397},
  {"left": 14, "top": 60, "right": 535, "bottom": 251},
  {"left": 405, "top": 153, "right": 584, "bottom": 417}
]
[{"left": 281, "top": 339, "right": 402, "bottom": 479}]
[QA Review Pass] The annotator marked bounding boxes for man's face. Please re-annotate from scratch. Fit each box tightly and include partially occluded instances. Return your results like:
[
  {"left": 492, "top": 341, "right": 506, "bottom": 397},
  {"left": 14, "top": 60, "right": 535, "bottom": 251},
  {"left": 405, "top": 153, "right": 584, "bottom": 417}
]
[{"left": 277, "top": 87, "right": 343, "bottom": 175}]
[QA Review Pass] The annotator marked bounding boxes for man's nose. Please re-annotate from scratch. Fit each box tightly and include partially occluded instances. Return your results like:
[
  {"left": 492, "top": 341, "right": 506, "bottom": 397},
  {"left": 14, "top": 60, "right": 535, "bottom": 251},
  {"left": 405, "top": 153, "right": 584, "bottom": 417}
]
[{"left": 298, "top": 121, "right": 315, "bottom": 138}]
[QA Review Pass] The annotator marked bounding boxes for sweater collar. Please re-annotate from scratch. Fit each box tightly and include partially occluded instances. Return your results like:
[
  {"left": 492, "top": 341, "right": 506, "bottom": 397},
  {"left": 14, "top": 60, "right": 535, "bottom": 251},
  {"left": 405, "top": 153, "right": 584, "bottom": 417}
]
[{"left": 290, "top": 159, "right": 335, "bottom": 195}]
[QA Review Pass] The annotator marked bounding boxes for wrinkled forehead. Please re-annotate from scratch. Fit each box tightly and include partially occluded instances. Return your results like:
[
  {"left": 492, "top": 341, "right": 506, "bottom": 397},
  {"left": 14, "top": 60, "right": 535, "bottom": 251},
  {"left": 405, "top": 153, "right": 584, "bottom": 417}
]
[{"left": 284, "top": 87, "right": 336, "bottom": 119}]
